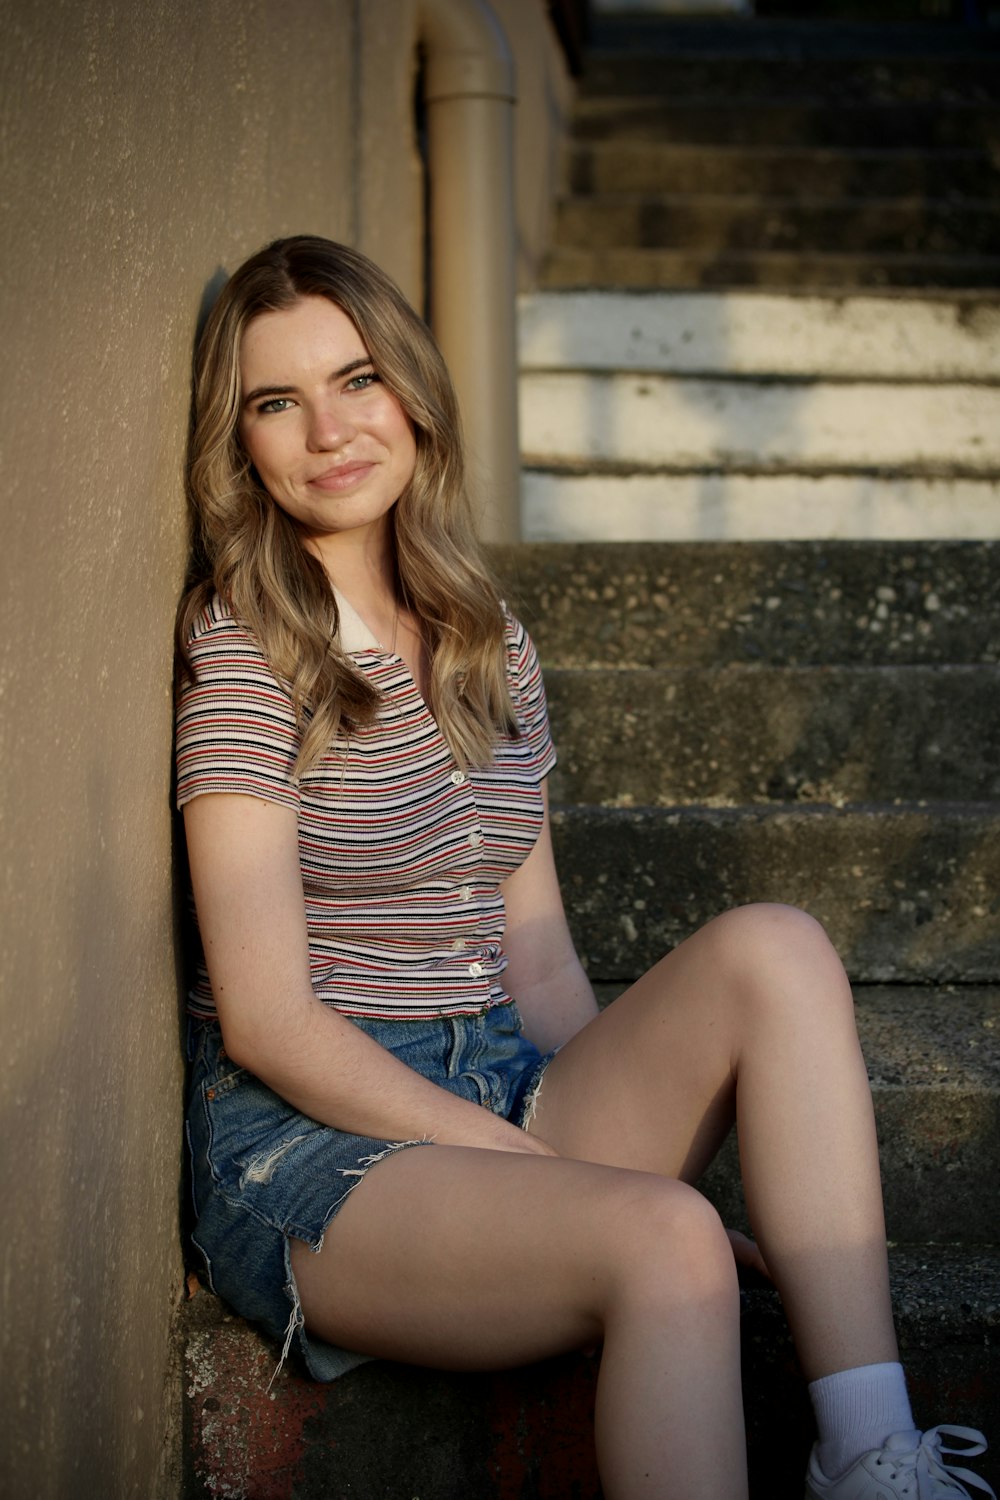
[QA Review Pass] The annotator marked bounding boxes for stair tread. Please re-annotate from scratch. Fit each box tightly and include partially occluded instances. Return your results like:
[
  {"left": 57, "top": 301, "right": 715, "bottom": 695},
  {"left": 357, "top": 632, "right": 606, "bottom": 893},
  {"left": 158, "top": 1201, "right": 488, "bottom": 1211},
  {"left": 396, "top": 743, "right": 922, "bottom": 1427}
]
[
  {"left": 553, "top": 193, "right": 1000, "bottom": 249},
  {"left": 520, "top": 371, "right": 1000, "bottom": 473},
  {"left": 522, "top": 469, "right": 1000, "bottom": 545},
  {"left": 544, "top": 661, "right": 1000, "bottom": 806},
  {"left": 589, "top": 18, "right": 1000, "bottom": 60},
  {"left": 519, "top": 288, "right": 1000, "bottom": 381},
  {"left": 181, "top": 1246, "right": 1000, "bottom": 1499},
  {"left": 493, "top": 538, "right": 1000, "bottom": 666},
  {"left": 551, "top": 802, "right": 1000, "bottom": 985},
  {"left": 568, "top": 144, "right": 1000, "bottom": 200},
  {"left": 572, "top": 98, "right": 1000, "bottom": 149},
  {"left": 557, "top": 188, "right": 1000, "bottom": 206},
  {"left": 581, "top": 58, "right": 1000, "bottom": 102},
  {"left": 525, "top": 458, "right": 1000, "bottom": 475},
  {"left": 541, "top": 246, "right": 1000, "bottom": 292}
]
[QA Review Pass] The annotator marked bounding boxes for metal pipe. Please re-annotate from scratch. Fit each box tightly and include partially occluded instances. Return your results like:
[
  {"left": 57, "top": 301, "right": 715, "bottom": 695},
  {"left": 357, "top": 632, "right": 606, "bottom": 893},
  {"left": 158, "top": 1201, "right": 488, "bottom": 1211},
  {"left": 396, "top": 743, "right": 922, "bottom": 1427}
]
[{"left": 418, "top": 0, "right": 520, "bottom": 542}]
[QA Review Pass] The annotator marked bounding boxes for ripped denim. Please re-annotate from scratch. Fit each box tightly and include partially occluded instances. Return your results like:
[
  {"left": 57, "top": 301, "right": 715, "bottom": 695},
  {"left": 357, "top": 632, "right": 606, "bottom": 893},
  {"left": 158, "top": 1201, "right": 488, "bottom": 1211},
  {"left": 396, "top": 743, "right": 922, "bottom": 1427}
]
[{"left": 184, "top": 1001, "right": 553, "bottom": 1383}]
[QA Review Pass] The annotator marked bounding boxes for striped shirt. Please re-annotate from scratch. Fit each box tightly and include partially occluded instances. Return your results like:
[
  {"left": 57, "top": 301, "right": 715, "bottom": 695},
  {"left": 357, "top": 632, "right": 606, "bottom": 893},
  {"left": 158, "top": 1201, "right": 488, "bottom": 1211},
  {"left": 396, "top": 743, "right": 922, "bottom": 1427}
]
[{"left": 175, "top": 592, "right": 557, "bottom": 1020}]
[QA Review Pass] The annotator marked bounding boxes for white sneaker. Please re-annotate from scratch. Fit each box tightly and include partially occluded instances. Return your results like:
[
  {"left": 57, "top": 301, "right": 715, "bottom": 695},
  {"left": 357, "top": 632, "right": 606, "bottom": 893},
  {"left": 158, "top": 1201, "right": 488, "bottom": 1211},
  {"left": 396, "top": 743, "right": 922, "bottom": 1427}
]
[{"left": 804, "top": 1425, "right": 996, "bottom": 1499}]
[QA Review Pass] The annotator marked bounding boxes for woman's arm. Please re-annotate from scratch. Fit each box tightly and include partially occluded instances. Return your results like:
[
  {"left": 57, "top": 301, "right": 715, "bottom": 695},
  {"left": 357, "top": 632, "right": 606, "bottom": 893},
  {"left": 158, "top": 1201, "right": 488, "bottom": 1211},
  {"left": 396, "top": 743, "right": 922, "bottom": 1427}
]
[
  {"left": 500, "top": 783, "right": 600, "bottom": 1052},
  {"left": 183, "top": 792, "right": 556, "bottom": 1154}
]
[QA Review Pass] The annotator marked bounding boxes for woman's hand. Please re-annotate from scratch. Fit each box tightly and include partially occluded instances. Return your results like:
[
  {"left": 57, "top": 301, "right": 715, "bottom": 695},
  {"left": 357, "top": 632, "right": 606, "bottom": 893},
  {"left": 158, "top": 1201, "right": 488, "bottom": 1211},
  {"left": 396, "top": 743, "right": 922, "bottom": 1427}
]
[
  {"left": 431, "top": 1112, "right": 561, "bottom": 1157},
  {"left": 726, "top": 1228, "right": 771, "bottom": 1281}
]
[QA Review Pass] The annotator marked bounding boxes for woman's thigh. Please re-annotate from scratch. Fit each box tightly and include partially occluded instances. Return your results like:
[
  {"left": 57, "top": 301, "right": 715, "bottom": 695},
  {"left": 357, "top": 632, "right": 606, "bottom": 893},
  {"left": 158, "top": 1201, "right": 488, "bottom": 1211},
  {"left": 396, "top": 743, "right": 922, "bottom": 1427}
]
[
  {"left": 290, "top": 1142, "right": 730, "bottom": 1368},
  {"left": 526, "top": 903, "right": 845, "bottom": 1181}
]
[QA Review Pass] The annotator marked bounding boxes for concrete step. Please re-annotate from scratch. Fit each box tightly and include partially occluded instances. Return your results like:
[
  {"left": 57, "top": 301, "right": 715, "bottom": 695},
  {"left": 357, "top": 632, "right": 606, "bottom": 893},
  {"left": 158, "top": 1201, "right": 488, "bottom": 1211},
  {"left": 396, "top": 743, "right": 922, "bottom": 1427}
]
[
  {"left": 539, "top": 244, "right": 1000, "bottom": 289},
  {"left": 521, "top": 467, "right": 1000, "bottom": 542},
  {"left": 580, "top": 51, "right": 1000, "bottom": 102},
  {"left": 492, "top": 540, "right": 1000, "bottom": 667},
  {"left": 589, "top": 17, "right": 1000, "bottom": 60},
  {"left": 180, "top": 1246, "right": 1000, "bottom": 1497},
  {"left": 585, "top": 984, "right": 1000, "bottom": 1245},
  {"left": 567, "top": 142, "right": 1000, "bottom": 200},
  {"left": 544, "top": 663, "right": 1000, "bottom": 806},
  {"left": 550, "top": 802, "right": 1000, "bottom": 983},
  {"left": 518, "top": 290, "right": 1000, "bottom": 380},
  {"left": 519, "top": 371, "right": 1000, "bottom": 473},
  {"left": 572, "top": 97, "right": 1000, "bottom": 149},
  {"left": 553, "top": 192, "right": 1000, "bottom": 256}
]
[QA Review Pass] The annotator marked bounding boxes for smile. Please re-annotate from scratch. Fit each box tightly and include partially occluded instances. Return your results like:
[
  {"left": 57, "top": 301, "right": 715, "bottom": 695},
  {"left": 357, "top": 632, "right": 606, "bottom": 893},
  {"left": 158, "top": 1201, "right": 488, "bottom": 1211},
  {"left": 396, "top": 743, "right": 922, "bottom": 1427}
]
[{"left": 309, "top": 461, "right": 375, "bottom": 493}]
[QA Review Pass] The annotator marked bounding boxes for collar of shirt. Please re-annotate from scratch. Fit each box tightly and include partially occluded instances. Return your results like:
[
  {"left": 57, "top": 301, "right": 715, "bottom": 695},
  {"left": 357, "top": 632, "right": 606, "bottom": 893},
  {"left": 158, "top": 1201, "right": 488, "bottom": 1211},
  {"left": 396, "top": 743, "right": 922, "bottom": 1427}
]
[{"left": 333, "top": 587, "right": 384, "bottom": 654}]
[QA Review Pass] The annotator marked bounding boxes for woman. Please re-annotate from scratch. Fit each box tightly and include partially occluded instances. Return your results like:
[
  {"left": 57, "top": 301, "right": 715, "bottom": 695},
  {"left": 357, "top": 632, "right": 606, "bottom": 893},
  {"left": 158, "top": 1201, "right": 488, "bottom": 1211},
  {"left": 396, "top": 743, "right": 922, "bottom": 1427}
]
[{"left": 176, "top": 235, "right": 993, "bottom": 1500}]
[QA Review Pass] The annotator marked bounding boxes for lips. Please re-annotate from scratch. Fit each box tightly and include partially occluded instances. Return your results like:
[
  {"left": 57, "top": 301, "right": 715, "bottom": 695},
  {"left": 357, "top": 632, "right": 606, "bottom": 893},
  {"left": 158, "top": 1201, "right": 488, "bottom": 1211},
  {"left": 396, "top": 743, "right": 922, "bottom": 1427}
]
[{"left": 309, "top": 460, "right": 375, "bottom": 493}]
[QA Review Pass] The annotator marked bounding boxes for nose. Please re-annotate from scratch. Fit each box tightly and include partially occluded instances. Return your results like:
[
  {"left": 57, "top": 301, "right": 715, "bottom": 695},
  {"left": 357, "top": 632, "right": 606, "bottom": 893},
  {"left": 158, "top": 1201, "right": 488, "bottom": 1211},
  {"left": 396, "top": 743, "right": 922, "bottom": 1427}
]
[{"left": 305, "top": 398, "right": 356, "bottom": 453}]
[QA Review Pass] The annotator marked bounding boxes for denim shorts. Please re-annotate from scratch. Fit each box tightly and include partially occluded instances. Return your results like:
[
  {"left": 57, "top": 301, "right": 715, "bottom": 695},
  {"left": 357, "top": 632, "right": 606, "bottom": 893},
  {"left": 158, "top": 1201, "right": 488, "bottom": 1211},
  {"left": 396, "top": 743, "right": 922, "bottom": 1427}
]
[{"left": 185, "top": 999, "right": 553, "bottom": 1382}]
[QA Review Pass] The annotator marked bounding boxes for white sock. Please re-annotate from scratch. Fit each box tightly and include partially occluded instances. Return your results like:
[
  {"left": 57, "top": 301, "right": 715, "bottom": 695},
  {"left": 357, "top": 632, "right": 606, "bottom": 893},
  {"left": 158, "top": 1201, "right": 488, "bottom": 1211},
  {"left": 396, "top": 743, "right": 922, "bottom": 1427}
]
[{"left": 809, "top": 1361, "right": 917, "bottom": 1480}]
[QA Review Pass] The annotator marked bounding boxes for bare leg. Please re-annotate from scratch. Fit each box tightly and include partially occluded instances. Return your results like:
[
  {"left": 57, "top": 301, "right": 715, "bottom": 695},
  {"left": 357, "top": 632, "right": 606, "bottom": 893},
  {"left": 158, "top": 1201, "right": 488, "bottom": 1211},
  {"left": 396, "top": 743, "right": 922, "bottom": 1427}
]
[
  {"left": 530, "top": 903, "right": 897, "bottom": 1380},
  {"left": 291, "top": 1146, "right": 747, "bottom": 1500}
]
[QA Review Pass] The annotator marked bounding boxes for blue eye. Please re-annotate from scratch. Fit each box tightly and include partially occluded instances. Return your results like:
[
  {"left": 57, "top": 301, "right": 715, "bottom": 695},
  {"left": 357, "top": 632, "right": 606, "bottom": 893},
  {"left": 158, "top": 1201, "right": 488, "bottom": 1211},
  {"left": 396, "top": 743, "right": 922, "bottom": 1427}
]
[
  {"left": 346, "top": 371, "right": 379, "bottom": 391},
  {"left": 257, "top": 396, "right": 294, "bottom": 414}
]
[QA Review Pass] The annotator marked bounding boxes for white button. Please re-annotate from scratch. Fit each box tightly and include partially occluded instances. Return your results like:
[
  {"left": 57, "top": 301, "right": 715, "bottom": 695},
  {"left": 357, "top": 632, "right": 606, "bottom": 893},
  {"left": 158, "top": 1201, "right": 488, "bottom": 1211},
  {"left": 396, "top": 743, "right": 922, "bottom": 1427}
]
[
  {"left": 468, "top": 962, "right": 484, "bottom": 978},
  {"left": 458, "top": 886, "right": 472, "bottom": 902},
  {"left": 468, "top": 832, "right": 483, "bottom": 849},
  {"left": 450, "top": 770, "right": 466, "bottom": 785},
  {"left": 450, "top": 937, "right": 465, "bottom": 952}
]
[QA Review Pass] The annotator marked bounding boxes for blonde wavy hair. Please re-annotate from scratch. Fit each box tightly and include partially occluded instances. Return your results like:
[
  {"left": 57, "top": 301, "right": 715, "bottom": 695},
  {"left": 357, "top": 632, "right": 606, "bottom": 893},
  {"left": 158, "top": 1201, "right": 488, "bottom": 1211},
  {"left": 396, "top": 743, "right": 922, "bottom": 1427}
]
[{"left": 177, "top": 235, "right": 517, "bottom": 775}]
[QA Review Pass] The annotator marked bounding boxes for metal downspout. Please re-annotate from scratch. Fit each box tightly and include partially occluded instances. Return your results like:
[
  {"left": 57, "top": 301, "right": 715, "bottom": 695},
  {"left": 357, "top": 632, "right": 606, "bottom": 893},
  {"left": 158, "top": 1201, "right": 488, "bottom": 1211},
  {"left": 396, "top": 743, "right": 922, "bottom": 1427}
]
[{"left": 418, "top": 0, "right": 520, "bottom": 542}]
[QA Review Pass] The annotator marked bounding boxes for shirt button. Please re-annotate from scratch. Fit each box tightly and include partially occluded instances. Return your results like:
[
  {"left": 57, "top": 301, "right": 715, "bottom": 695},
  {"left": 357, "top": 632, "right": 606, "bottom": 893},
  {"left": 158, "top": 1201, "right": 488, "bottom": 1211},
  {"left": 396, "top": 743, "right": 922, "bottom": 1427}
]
[
  {"left": 468, "top": 962, "right": 484, "bottom": 978},
  {"left": 459, "top": 886, "right": 472, "bottom": 902},
  {"left": 468, "top": 832, "right": 483, "bottom": 848},
  {"left": 450, "top": 770, "right": 466, "bottom": 785},
  {"left": 450, "top": 937, "right": 465, "bottom": 952}
]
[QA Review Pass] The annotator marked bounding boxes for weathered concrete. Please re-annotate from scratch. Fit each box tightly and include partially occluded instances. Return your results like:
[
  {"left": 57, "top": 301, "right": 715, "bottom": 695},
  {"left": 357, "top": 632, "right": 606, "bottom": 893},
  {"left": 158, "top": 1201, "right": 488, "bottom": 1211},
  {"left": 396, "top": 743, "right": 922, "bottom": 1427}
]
[
  {"left": 566, "top": 142, "right": 1000, "bottom": 201},
  {"left": 520, "top": 371, "right": 1000, "bottom": 472},
  {"left": 544, "top": 14, "right": 1000, "bottom": 299},
  {"left": 580, "top": 52, "right": 1000, "bottom": 102},
  {"left": 541, "top": 244, "right": 1000, "bottom": 290},
  {"left": 0, "top": 3, "right": 371, "bottom": 1496},
  {"left": 551, "top": 804, "right": 1000, "bottom": 983},
  {"left": 492, "top": 541, "right": 1000, "bottom": 668},
  {"left": 519, "top": 290, "right": 1000, "bottom": 380},
  {"left": 572, "top": 98, "right": 1000, "bottom": 150},
  {"left": 588, "top": 16, "right": 1000, "bottom": 60},
  {"left": 180, "top": 1246, "right": 1000, "bottom": 1498},
  {"left": 544, "top": 664, "right": 1000, "bottom": 806},
  {"left": 686, "top": 986, "right": 1000, "bottom": 1244},
  {"left": 555, "top": 193, "right": 1000, "bottom": 256},
  {"left": 521, "top": 469, "right": 1000, "bottom": 542}
]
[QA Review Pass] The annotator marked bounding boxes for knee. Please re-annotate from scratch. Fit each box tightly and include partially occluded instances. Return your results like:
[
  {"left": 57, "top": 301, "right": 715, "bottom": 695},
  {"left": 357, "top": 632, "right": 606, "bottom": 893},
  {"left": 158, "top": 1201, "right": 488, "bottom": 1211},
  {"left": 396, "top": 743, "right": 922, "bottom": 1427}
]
[
  {"left": 709, "top": 903, "right": 852, "bottom": 1017},
  {"left": 712, "top": 901, "right": 832, "bottom": 960},
  {"left": 611, "top": 1179, "right": 738, "bottom": 1309}
]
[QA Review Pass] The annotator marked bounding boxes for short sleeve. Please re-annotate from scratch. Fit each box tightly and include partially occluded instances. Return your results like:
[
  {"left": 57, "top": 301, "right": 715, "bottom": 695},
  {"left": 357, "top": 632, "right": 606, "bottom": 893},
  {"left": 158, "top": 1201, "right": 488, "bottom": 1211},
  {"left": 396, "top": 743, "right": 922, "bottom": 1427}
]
[
  {"left": 504, "top": 609, "right": 557, "bottom": 780},
  {"left": 175, "top": 599, "right": 302, "bottom": 812}
]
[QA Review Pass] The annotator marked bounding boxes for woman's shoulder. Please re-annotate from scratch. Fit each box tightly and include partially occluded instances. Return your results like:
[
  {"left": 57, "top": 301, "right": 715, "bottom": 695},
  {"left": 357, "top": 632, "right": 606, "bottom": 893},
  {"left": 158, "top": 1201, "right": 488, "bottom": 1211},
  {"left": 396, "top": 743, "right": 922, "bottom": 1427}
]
[
  {"left": 185, "top": 590, "right": 240, "bottom": 642},
  {"left": 498, "top": 603, "right": 548, "bottom": 716},
  {"left": 499, "top": 603, "right": 540, "bottom": 670},
  {"left": 182, "top": 591, "right": 292, "bottom": 700},
  {"left": 186, "top": 592, "right": 266, "bottom": 657}
]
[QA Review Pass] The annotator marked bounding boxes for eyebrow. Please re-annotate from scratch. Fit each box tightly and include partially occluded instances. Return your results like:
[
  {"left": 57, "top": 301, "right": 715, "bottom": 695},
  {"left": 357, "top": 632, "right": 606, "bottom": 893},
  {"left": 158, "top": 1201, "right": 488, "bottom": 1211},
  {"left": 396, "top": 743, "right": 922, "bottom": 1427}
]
[{"left": 242, "top": 357, "right": 374, "bottom": 407}]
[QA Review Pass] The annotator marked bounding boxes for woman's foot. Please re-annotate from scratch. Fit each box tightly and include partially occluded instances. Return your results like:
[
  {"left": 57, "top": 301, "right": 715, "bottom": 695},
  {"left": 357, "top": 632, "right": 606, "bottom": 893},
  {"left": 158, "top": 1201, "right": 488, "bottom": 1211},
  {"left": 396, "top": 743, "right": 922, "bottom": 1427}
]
[{"left": 804, "top": 1425, "right": 996, "bottom": 1499}]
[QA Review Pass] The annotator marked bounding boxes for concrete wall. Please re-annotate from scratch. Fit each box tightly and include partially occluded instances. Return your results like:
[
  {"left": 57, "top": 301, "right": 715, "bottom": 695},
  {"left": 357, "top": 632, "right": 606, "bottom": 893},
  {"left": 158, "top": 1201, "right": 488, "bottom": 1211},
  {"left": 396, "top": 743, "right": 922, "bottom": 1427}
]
[
  {"left": 0, "top": 2, "right": 567, "bottom": 1496},
  {"left": 0, "top": 3, "right": 411, "bottom": 1496}
]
